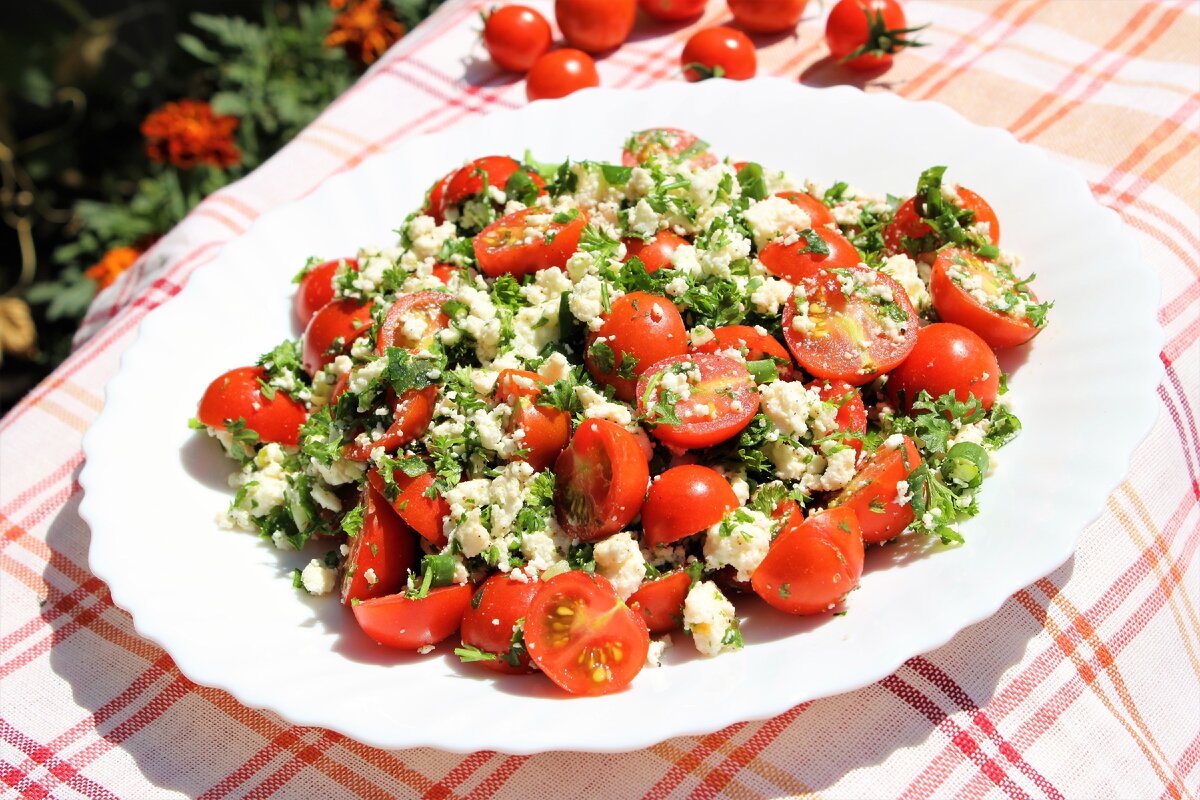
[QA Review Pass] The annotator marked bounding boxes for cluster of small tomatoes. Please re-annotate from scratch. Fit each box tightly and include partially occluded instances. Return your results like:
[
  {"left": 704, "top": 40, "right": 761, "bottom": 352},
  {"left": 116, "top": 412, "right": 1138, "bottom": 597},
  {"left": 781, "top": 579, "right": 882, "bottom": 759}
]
[
  {"left": 197, "top": 130, "right": 1043, "bottom": 696},
  {"left": 483, "top": 0, "right": 926, "bottom": 102}
]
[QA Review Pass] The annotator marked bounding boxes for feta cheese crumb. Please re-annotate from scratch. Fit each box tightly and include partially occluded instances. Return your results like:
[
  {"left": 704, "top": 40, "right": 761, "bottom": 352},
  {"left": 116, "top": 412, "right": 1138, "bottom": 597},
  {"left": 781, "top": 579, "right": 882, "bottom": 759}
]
[
  {"left": 704, "top": 509, "right": 775, "bottom": 582},
  {"left": 300, "top": 559, "right": 337, "bottom": 595},
  {"left": 593, "top": 531, "right": 647, "bottom": 600},
  {"left": 683, "top": 580, "right": 742, "bottom": 657}
]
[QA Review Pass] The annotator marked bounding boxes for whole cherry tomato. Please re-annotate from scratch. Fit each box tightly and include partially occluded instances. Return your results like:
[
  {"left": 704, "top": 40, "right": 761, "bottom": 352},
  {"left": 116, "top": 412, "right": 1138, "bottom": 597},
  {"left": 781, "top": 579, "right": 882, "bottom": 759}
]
[
  {"left": 556, "top": 0, "right": 637, "bottom": 53},
  {"left": 727, "top": 0, "right": 807, "bottom": 33},
  {"left": 681, "top": 27, "right": 757, "bottom": 81},
  {"left": 483, "top": 6, "right": 552, "bottom": 72},
  {"left": 526, "top": 49, "right": 600, "bottom": 101},
  {"left": 885, "top": 322, "right": 1000, "bottom": 412},
  {"left": 639, "top": 0, "right": 707, "bottom": 22},
  {"left": 826, "top": 0, "right": 927, "bottom": 71}
]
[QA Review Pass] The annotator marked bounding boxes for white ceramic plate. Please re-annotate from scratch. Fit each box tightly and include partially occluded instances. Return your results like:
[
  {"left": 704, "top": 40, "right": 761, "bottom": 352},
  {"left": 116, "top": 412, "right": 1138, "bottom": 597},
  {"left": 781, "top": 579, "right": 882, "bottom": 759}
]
[{"left": 81, "top": 79, "right": 1162, "bottom": 754}]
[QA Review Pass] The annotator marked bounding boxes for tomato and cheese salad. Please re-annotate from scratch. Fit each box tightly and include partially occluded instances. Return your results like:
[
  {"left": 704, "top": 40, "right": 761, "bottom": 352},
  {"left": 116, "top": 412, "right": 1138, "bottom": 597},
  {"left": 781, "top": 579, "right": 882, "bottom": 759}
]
[{"left": 192, "top": 128, "right": 1049, "bottom": 696}]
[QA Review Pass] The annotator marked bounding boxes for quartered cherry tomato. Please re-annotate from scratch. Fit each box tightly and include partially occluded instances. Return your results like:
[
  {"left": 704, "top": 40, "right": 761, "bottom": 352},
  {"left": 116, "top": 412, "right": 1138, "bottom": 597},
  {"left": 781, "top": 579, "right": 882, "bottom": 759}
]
[
  {"left": 483, "top": 6, "right": 552, "bottom": 72},
  {"left": 809, "top": 379, "right": 868, "bottom": 457},
  {"left": 884, "top": 187, "right": 1000, "bottom": 256},
  {"left": 782, "top": 266, "right": 918, "bottom": 386},
  {"left": 930, "top": 248, "right": 1044, "bottom": 349},
  {"left": 524, "top": 571, "right": 649, "bottom": 695},
  {"left": 475, "top": 207, "right": 587, "bottom": 278},
  {"left": 622, "top": 128, "right": 717, "bottom": 169},
  {"left": 830, "top": 434, "right": 921, "bottom": 544},
  {"left": 759, "top": 226, "right": 860, "bottom": 282},
  {"left": 885, "top": 322, "right": 1000, "bottom": 412},
  {"left": 460, "top": 574, "right": 540, "bottom": 673},
  {"left": 752, "top": 507, "right": 864, "bottom": 615},
  {"left": 376, "top": 291, "right": 451, "bottom": 356},
  {"left": 302, "top": 298, "right": 374, "bottom": 375},
  {"left": 554, "top": 419, "right": 650, "bottom": 541},
  {"left": 636, "top": 353, "right": 760, "bottom": 450},
  {"left": 341, "top": 484, "right": 419, "bottom": 605},
  {"left": 353, "top": 584, "right": 473, "bottom": 650},
  {"left": 367, "top": 468, "right": 450, "bottom": 547},
  {"left": 494, "top": 369, "right": 571, "bottom": 471},
  {"left": 681, "top": 27, "right": 757, "bottom": 82},
  {"left": 623, "top": 230, "right": 688, "bottom": 274},
  {"left": 628, "top": 568, "right": 692, "bottom": 634},
  {"left": 342, "top": 385, "right": 438, "bottom": 461},
  {"left": 776, "top": 191, "right": 838, "bottom": 229},
  {"left": 690, "top": 324, "right": 796, "bottom": 381},
  {"left": 197, "top": 366, "right": 308, "bottom": 446},
  {"left": 295, "top": 258, "right": 356, "bottom": 325},
  {"left": 585, "top": 292, "right": 688, "bottom": 402},
  {"left": 641, "top": 465, "right": 739, "bottom": 547}
]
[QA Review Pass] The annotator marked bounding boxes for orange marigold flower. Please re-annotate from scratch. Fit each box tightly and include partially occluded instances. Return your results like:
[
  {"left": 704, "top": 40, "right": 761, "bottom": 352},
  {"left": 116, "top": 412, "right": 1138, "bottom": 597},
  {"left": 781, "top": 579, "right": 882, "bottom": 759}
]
[
  {"left": 86, "top": 246, "right": 142, "bottom": 290},
  {"left": 141, "top": 99, "right": 241, "bottom": 170},
  {"left": 326, "top": 0, "right": 405, "bottom": 66}
]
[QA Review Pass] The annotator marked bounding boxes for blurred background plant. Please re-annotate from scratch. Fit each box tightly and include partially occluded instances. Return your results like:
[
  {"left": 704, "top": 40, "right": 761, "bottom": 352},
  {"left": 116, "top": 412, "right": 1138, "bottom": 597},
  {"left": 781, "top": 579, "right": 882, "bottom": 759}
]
[{"left": 0, "top": 0, "right": 444, "bottom": 410}]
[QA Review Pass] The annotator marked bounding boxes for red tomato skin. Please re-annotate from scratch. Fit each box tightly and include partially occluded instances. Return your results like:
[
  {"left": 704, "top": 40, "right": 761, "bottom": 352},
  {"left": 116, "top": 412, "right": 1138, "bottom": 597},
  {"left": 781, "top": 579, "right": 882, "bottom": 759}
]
[
  {"left": 681, "top": 27, "right": 757, "bottom": 82},
  {"left": 884, "top": 189, "right": 1000, "bottom": 255},
  {"left": 554, "top": 419, "right": 650, "bottom": 542},
  {"left": 886, "top": 322, "right": 1000, "bottom": 412},
  {"left": 628, "top": 569, "right": 692, "bottom": 633},
  {"left": 483, "top": 6, "right": 552, "bottom": 72},
  {"left": 930, "top": 250, "right": 1040, "bottom": 350},
  {"left": 444, "top": 156, "right": 522, "bottom": 211},
  {"left": 635, "top": 353, "right": 761, "bottom": 450},
  {"left": 367, "top": 469, "right": 450, "bottom": 547},
  {"left": 776, "top": 191, "right": 838, "bottom": 229},
  {"left": 690, "top": 324, "right": 796, "bottom": 381},
  {"left": 622, "top": 128, "right": 717, "bottom": 169},
  {"left": 585, "top": 292, "right": 688, "bottom": 402},
  {"left": 525, "top": 571, "right": 650, "bottom": 696},
  {"left": 526, "top": 49, "right": 600, "bottom": 101},
  {"left": 424, "top": 171, "right": 455, "bottom": 222},
  {"left": 623, "top": 230, "right": 688, "bottom": 274},
  {"left": 352, "top": 584, "right": 473, "bottom": 650},
  {"left": 641, "top": 466, "right": 739, "bottom": 548},
  {"left": 302, "top": 299, "right": 374, "bottom": 376},
  {"left": 759, "top": 226, "right": 860, "bottom": 282},
  {"left": 826, "top": 0, "right": 909, "bottom": 71},
  {"left": 198, "top": 366, "right": 308, "bottom": 446},
  {"left": 809, "top": 380, "right": 868, "bottom": 457},
  {"left": 342, "top": 485, "right": 420, "bottom": 605},
  {"left": 772, "top": 498, "right": 803, "bottom": 528},
  {"left": 376, "top": 291, "right": 451, "bottom": 356},
  {"left": 556, "top": 0, "right": 636, "bottom": 53},
  {"left": 295, "top": 258, "right": 356, "bottom": 324},
  {"left": 728, "top": 0, "right": 808, "bottom": 32},
  {"left": 461, "top": 575, "right": 540, "bottom": 673},
  {"left": 638, "top": 0, "right": 706, "bottom": 21},
  {"left": 752, "top": 507, "right": 864, "bottom": 615},
  {"left": 343, "top": 386, "right": 438, "bottom": 461},
  {"left": 495, "top": 370, "right": 571, "bottom": 471},
  {"left": 782, "top": 267, "right": 919, "bottom": 386},
  {"left": 831, "top": 435, "right": 922, "bottom": 544},
  {"left": 475, "top": 207, "right": 587, "bottom": 278}
]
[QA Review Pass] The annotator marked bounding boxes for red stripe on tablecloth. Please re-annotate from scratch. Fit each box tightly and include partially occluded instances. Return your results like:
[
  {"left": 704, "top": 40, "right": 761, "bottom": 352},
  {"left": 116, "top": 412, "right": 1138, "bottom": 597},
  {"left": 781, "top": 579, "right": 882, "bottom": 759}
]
[
  {"left": 424, "top": 751, "right": 494, "bottom": 799},
  {"left": 1092, "top": 91, "right": 1200, "bottom": 202},
  {"left": 0, "top": 451, "right": 83, "bottom": 517},
  {"left": 642, "top": 722, "right": 750, "bottom": 800},
  {"left": 884, "top": 674, "right": 1034, "bottom": 800},
  {"left": 0, "top": 756, "right": 52, "bottom": 800},
  {"left": 0, "top": 576, "right": 105, "bottom": 658},
  {"left": 907, "top": 657, "right": 1065, "bottom": 799},
  {"left": 1166, "top": 731, "right": 1200, "bottom": 800},
  {"left": 462, "top": 754, "right": 530, "bottom": 800},
  {"left": 1161, "top": 283, "right": 1200, "bottom": 327},
  {"left": 198, "top": 728, "right": 312, "bottom": 800},
  {"left": 0, "top": 720, "right": 123, "bottom": 800},
  {"left": 903, "top": 487, "right": 1199, "bottom": 798},
  {"left": 241, "top": 731, "right": 339, "bottom": 800},
  {"left": 403, "top": 58, "right": 522, "bottom": 110},
  {"left": 685, "top": 703, "right": 811, "bottom": 800},
  {"left": 1159, "top": 380, "right": 1200, "bottom": 497}
]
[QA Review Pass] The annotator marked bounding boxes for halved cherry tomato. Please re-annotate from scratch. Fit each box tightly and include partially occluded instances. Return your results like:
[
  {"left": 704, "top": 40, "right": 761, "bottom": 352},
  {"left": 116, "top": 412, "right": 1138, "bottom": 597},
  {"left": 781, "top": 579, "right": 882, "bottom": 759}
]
[
  {"left": 782, "top": 266, "right": 918, "bottom": 386},
  {"left": 622, "top": 128, "right": 717, "bottom": 169},
  {"left": 636, "top": 354, "right": 760, "bottom": 450},
  {"left": 930, "top": 248, "right": 1043, "bottom": 349},
  {"left": 376, "top": 291, "right": 451, "bottom": 356},
  {"left": 759, "top": 226, "right": 860, "bottom": 282},
  {"left": 728, "top": 0, "right": 808, "bottom": 32},
  {"left": 367, "top": 468, "right": 450, "bottom": 547},
  {"left": 461, "top": 574, "right": 539, "bottom": 673},
  {"left": 295, "top": 258, "right": 356, "bottom": 325},
  {"left": 809, "top": 379, "right": 868, "bottom": 457},
  {"left": 494, "top": 369, "right": 571, "bottom": 471},
  {"left": 474, "top": 207, "right": 587, "bottom": 279},
  {"left": 623, "top": 230, "right": 688, "bottom": 274},
  {"left": 197, "top": 366, "right": 308, "bottom": 446},
  {"left": 681, "top": 27, "right": 757, "bottom": 82},
  {"left": 752, "top": 507, "right": 864, "bottom": 615},
  {"left": 302, "top": 298, "right": 374, "bottom": 375},
  {"left": 641, "top": 465, "right": 739, "bottom": 548},
  {"left": 524, "top": 571, "right": 649, "bottom": 695},
  {"left": 343, "top": 386, "right": 438, "bottom": 461},
  {"left": 884, "top": 188, "right": 1000, "bottom": 256},
  {"left": 443, "top": 156, "right": 543, "bottom": 213},
  {"left": 555, "top": 0, "right": 636, "bottom": 53},
  {"left": 352, "top": 584, "right": 473, "bottom": 650},
  {"left": 772, "top": 498, "right": 803, "bottom": 527},
  {"left": 341, "top": 484, "right": 419, "bottom": 605},
  {"left": 628, "top": 569, "right": 691, "bottom": 633},
  {"left": 830, "top": 434, "right": 921, "bottom": 544},
  {"left": 886, "top": 322, "right": 1000, "bottom": 412},
  {"left": 526, "top": 49, "right": 599, "bottom": 101},
  {"left": 423, "top": 170, "right": 455, "bottom": 222},
  {"left": 554, "top": 419, "right": 650, "bottom": 541},
  {"left": 483, "top": 5, "right": 552, "bottom": 72},
  {"left": 585, "top": 292, "right": 688, "bottom": 402},
  {"left": 690, "top": 324, "right": 796, "bottom": 381},
  {"left": 638, "top": 0, "right": 705, "bottom": 21},
  {"left": 776, "top": 191, "right": 838, "bottom": 229}
]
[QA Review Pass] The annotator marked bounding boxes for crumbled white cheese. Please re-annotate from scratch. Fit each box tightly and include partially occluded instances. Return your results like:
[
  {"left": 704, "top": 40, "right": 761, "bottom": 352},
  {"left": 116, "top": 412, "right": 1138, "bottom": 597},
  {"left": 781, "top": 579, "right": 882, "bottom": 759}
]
[
  {"left": 594, "top": 531, "right": 647, "bottom": 600},
  {"left": 301, "top": 559, "right": 338, "bottom": 595},
  {"left": 683, "top": 581, "right": 741, "bottom": 657}
]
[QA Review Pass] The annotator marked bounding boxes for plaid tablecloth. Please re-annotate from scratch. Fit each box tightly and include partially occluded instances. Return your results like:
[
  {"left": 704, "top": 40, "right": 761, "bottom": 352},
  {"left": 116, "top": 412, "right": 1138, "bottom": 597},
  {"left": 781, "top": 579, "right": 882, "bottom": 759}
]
[{"left": 2, "top": 1, "right": 1198, "bottom": 797}]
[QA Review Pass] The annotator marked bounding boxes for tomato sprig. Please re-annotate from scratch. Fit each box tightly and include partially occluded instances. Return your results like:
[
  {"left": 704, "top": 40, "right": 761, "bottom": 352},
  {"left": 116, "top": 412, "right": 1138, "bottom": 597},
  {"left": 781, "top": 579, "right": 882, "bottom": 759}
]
[{"left": 839, "top": 3, "right": 928, "bottom": 64}]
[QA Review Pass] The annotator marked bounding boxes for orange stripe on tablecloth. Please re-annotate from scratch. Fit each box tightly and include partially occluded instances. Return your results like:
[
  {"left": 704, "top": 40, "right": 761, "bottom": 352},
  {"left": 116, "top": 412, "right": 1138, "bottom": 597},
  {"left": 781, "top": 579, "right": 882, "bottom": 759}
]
[
  {"left": 689, "top": 703, "right": 818, "bottom": 800},
  {"left": 0, "top": 452, "right": 82, "bottom": 518},
  {"left": 23, "top": 397, "right": 89, "bottom": 434},
  {"left": 191, "top": 206, "right": 247, "bottom": 236},
  {"left": 649, "top": 729, "right": 820, "bottom": 800},
  {"left": 305, "top": 120, "right": 375, "bottom": 148},
  {"left": 998, "top": 38, "right": 1199, "bottom": 99},
  {"left": 294, "top": 130, "right": 361, "bottom": 161},
  {"left": 1107, "top": 113, "right": 1200, "bottom": 211},
  {"left": 1109, "top": 200, "right": 1200, "bottom": 282},
  {"left": 644, "top": 722, "right": 795, "bottom": 800},
  {"left": 56, "top": 381, "right": 103, "bottom": 413},
  {"left": 1092, "top": 91, "right": 1200, "bottom": 200},
  {"left": 904, "top": 0, "right": 1045, "bottom": 101},
  {"left": 206, "top": 193, "right": 259, "bottom": 222},
  {"left": 1008, "top": 1, "right": 1163, "bottom": 139}
]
